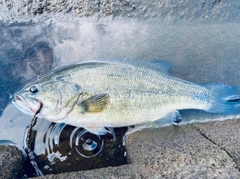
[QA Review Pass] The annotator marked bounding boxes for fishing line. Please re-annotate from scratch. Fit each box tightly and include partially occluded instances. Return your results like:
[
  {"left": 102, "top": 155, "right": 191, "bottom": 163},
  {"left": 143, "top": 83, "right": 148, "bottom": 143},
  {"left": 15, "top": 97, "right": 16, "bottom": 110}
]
[{"left": 24, "top": 103, "right": 43, "bottom": 177}]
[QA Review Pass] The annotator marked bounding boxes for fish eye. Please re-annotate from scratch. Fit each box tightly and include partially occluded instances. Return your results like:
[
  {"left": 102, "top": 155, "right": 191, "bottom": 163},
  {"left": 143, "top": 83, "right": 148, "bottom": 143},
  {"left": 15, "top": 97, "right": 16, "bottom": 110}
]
[{"left": 29, "top": 86, "right": 39, "bottom": 94}]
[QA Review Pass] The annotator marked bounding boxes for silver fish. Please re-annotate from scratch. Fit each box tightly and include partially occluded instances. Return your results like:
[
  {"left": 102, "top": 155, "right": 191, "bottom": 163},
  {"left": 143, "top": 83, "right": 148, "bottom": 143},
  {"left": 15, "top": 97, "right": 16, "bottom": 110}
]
[{"left": 12, "top": 60, "right": 240, "bottom": 140}]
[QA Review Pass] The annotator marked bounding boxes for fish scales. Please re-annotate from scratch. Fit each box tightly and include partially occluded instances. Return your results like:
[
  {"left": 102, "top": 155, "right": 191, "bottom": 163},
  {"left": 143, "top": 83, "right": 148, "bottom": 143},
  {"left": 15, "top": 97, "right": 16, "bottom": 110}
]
[
  {"left": 12, "top": 60, "right": 240, "bottom": 139},
  {"left": 56, "top": 63, "right": 211, "bottom": 127}
]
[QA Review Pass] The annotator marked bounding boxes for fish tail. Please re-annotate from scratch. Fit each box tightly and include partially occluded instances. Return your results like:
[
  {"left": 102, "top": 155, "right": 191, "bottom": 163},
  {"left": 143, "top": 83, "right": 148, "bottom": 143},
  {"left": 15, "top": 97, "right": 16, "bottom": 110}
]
[{"left": 204, "top": 84, "right": 240, "bottom": 114}]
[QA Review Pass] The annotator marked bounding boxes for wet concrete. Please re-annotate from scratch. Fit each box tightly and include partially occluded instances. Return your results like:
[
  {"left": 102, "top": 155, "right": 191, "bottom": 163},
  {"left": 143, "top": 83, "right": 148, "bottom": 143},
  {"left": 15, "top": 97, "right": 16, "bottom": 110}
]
[
  {"left": 1, "top": 0, "right": 240, "bottom": 178},
  {"left": 34, "top": 126, "right": 128, "bottom": 176},
  {"left": 33, "top": 122, "right": 240, "bottom": 178},
  {"left": 3, "top": 120, "right": 240, "bottom": 178},
  {"left": 0, "top": 0, "right": 240, "bottom": 23}
]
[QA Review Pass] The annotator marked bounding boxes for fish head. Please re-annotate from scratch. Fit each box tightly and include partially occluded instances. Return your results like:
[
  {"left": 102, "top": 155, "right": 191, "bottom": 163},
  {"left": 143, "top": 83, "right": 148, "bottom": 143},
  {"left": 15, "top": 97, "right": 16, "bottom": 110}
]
[{"left": 12, "top": 79, "right": 81, "bottom": 121}]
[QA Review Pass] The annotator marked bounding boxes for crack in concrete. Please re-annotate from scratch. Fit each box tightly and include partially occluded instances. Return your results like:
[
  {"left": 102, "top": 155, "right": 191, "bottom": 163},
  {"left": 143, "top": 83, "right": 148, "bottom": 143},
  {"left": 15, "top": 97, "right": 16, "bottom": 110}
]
[{"left": 194, "top": 126, "right": 240, "bottom": 171}]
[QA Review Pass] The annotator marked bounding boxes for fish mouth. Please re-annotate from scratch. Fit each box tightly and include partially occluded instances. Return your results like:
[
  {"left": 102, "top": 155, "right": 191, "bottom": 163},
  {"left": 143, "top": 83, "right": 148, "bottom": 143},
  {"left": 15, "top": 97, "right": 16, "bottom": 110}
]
[{"left": 12, "top": 94, "right": 41, "bottom": 115}]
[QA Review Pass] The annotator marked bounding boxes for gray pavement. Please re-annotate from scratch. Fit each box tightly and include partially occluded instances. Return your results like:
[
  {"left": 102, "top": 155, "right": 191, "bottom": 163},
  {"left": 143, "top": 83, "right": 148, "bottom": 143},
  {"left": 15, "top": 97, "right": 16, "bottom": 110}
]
[{"left": 194, "top": 119, "right": 240, "bottom": 169}]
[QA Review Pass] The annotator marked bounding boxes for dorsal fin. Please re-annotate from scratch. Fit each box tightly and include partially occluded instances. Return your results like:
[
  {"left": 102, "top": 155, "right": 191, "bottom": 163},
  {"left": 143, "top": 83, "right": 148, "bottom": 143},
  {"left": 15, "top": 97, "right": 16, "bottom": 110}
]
[
  {"left": 140, "top": 60, "right": 171, "bottom": 74},
  {"left": 109, "top": 59, "right": 172, "bottom": 74},
  {"left": 78, "top": 93, "right": 110, "bottom": 113}
]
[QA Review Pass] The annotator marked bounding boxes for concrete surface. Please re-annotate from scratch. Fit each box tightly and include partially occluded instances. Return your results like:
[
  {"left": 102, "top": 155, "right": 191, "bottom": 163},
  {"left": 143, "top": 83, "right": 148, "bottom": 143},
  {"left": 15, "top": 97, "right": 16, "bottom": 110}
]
[
  {"left": 0, "top": 0, "right": 240, "bottom": 23},
  {"left": 127, "top": 123, "right": 240, "bottom": 178},
  {"left": 33, "top": 122, "right": 240, "bottom": 178},
  {"left": 194, "top": 119, "right": 240, "bottom": 170},
  {"left": 2, "top": 119, "right": 239, "bottom": 178}
]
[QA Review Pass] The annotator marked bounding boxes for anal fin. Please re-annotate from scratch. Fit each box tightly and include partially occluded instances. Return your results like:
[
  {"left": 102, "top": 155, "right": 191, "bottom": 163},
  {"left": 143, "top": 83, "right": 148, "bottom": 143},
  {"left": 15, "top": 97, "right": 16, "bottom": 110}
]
[{"left": 84, "top": 126, "right": 116, "bottom": 141}]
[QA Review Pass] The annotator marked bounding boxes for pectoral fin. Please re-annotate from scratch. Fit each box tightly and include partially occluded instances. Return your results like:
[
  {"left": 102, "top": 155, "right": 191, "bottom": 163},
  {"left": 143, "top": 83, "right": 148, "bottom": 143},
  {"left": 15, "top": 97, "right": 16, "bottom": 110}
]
[{"left": 78, "top": 93, "right": 110, "bottom": 113}]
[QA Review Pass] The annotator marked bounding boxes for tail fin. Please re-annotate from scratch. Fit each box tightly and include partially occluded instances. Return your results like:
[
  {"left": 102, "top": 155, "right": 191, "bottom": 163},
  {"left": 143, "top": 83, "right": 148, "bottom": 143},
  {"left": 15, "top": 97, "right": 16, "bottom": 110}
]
[{"left": 204, "top": 83, "right": 240, "bottom": 114}]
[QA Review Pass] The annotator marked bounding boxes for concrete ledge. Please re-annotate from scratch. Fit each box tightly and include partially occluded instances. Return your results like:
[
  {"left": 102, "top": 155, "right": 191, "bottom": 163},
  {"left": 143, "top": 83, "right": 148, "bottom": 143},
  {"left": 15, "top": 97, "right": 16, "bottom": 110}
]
[
  {"left": 34, "top": 121, "right": 240, "bottom": 178},
  {"left": 194, "top": 119, "right": 240, "bottom": 169},
  {"left": 127, "top": 124, "right": 240, "bottom": 178},
  {"left": 0, "top": 0, "right": 239, "bottom": 23}
]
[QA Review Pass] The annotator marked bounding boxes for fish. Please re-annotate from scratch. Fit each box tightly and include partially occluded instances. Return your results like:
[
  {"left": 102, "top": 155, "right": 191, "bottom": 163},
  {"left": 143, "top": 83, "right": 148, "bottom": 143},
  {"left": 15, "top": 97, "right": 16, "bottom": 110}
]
[{"left": 12, "top": 60, "right": 240, "bottom": 142}]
